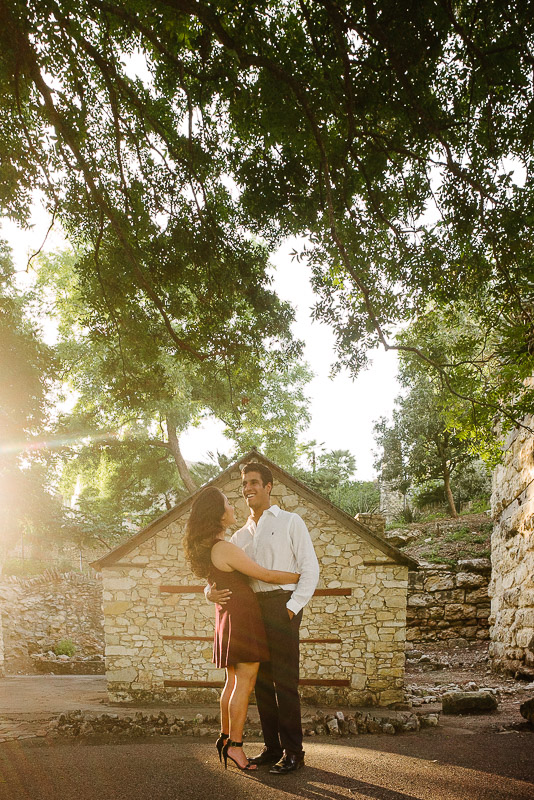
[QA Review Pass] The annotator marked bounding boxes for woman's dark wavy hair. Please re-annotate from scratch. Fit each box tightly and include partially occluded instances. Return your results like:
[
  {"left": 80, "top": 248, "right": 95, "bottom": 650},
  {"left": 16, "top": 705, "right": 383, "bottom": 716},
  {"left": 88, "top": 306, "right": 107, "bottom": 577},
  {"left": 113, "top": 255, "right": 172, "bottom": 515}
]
[{"left": 184, "top": 486, "right": 226, "bottom": 578}]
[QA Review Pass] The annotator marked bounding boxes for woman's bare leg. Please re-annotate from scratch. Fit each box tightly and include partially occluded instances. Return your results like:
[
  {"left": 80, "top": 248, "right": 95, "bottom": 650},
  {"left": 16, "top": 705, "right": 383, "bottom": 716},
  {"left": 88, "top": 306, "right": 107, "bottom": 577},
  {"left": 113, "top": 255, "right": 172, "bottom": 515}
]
[
  {"left": 220, "top": 666, "right": 236, "bottom": 736},
  {"left": 227, "top": 661, "right": 260, "bottom": 769}
]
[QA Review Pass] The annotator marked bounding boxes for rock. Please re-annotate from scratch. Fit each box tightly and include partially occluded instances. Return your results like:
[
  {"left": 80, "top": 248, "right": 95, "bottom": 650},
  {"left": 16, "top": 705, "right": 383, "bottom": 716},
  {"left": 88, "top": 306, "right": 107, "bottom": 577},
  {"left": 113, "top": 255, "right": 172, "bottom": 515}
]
[
  {"left": 381, "top": 723, "right": 396, "bottom": 735},
  {"left": 314, "top": 724, "right": 327, "bottom": 735},
  {"left": 457, "top": 558, "right": 492, "bottom": 574},
  {"left": 442, "top": 691, "right": 498, "bottom": 714},
  {"left": 399, "top": 715, "right": 420, "bottom": 732},
  {"left": 384, "top": 532, "right": 408, "bottom": 548},
  {"left": 335, "top": 711, "right": 345, "bottom": 722},
  {"left": 418, "top": 713, "right": 439, "bottom": 728},
  {"left": 519, "top": 697, "right": 534, "bottom": 725},
  {"left": 79, "top": 722, "right": 94, "bottom": 737},
  {"left": 326, "top": 718, "right": 340, "bottom": 735},
  {"left": 366, "top": 718, "right": 383, "bottom": 734}
]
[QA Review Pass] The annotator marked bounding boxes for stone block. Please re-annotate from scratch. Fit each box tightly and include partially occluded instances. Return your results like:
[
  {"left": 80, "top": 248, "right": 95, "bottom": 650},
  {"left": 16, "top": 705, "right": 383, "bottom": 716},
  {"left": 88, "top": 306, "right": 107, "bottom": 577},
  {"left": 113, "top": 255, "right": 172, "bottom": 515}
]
[
  {"left": 465, "top": 587, "right": 489, "bottom": 604},
  {"left": 456, "top": 573, "right": 487, "bottom": 588},
  {"left": 444, "top": 603, "right": 477, "bottom": 620},
  {"left": 407, "top": 593, "right": 433, "bottom": 608},
  {"left": 442, "top": 691, "right": 498, "bottom": 715},
  {"left": 457, "top": 558, "right": 492, "bottom": 574},
  {"left": 103, "top": 577, "right": 136, "bottom": 591},
  {"left": 107, "top": 667, "right": 138, "bottom": 683},
  {"left": 424, "top": 574, "right": 455, "bottom": 592}
]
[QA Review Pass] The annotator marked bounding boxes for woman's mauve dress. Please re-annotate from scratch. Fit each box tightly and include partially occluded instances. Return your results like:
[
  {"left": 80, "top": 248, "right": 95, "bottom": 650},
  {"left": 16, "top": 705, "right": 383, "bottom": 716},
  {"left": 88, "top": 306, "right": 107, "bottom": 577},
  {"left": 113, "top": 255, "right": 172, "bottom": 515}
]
[{"left": 210, "top": 565, "right": 270, "bottom": 668}]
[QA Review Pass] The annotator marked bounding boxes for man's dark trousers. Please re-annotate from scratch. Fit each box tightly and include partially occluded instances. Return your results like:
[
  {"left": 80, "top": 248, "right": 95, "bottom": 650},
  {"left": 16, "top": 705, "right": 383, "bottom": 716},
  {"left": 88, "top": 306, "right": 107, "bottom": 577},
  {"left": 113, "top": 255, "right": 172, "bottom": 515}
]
[{"left": 255, "top": 590, "right": 303, "bottom": 755}]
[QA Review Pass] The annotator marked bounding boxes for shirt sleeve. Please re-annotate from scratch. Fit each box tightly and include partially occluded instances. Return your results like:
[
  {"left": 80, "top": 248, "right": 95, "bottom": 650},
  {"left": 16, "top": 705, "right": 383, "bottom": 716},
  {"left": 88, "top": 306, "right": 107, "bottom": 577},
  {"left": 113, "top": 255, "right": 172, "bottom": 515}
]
[{"left": 286, "top": 514, "right": 320, "bottom": 615}]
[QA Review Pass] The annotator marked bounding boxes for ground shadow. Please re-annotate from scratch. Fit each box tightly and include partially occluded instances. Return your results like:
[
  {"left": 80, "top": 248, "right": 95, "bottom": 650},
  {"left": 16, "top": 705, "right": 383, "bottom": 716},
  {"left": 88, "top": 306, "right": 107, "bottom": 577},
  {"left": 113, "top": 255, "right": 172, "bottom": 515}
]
[{"left": 254, "top": 765, "right": 420, "bottom": 800}]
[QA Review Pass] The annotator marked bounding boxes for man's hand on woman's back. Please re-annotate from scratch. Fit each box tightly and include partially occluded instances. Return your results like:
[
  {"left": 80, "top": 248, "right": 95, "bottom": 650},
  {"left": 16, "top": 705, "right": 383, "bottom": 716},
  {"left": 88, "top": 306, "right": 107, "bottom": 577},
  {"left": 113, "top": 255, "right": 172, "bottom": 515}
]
[{"left": 205, "top": 582, "right": 232, "bottom": 604}]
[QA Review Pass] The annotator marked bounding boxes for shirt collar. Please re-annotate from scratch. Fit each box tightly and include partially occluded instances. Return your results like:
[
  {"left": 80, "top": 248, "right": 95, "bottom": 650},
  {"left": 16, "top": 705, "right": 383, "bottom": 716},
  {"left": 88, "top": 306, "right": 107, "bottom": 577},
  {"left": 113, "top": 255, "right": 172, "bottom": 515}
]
[{"left": 246, "top": 504, "right": 281, "bottom": 527}]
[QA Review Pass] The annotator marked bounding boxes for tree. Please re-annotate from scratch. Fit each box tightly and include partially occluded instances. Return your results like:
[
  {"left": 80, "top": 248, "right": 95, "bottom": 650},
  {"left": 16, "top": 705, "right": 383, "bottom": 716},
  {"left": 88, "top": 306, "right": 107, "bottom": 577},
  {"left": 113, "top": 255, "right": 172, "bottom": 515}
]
[
  {"left": 375, "top": 383, "right": 474, "bottom": 518},
  {"left": 373, "top": 308, "right": 495, "bottom": 517},
  {"left": 33, "top": 247, "right": 311, "bottom": 544},
  {"left": 0, "top": 240, "right": 58, "bottom": 559},
  {"left": 295, "top": 447, "right": 380, "bottom": 516},
  {"left": 1, "top": 1, "right": 533, "bottom": 437}
]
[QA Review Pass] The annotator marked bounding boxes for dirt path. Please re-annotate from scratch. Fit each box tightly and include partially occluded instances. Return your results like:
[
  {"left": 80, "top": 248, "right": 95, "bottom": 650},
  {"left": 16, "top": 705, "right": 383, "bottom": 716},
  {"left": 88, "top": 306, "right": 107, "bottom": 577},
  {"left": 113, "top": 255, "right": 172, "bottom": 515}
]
[{"left": 405, "top": 640, "right": 534, "bottom": 733}]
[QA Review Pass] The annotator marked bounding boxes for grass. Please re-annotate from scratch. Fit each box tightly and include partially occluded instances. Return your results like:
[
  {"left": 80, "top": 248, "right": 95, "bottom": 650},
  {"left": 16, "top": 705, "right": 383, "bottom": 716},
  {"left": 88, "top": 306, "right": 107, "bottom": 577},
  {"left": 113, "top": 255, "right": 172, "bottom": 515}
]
[
  {"left": 420, "top": 549, "right": 456, "bottom": 567},
  {"left": 445, "top": 526, "right": 470, "bottom": 542}
]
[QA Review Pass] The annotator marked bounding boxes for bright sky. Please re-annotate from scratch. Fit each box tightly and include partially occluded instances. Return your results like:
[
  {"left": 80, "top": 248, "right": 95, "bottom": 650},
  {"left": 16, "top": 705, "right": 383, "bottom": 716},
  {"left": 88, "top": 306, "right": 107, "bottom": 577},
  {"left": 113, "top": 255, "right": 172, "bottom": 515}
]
[{"left": 2, "top": 211, "right": 399, "bottom": 480}]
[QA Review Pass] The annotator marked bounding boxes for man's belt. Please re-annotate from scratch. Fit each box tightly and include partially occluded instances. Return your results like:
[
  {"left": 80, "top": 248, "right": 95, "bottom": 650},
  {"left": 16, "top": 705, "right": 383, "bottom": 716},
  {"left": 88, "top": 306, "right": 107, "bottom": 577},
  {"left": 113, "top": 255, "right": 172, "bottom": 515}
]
[{"left": 255, "top": 589, "right": 292, "bottom": 600}]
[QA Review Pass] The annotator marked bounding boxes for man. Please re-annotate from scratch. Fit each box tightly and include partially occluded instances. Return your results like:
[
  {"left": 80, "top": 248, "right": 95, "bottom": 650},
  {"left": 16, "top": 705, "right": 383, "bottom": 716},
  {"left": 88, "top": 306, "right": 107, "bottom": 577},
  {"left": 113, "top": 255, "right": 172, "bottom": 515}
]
[{"left": 207, "top": 462, "right": 319, "bottom": 774}]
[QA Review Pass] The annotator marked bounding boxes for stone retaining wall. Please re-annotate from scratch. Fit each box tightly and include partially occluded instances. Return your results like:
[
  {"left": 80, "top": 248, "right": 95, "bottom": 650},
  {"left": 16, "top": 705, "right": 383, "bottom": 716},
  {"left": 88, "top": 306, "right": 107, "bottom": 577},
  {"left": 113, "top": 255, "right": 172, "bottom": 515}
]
[
  {"left": 0, "top": 570, "right": 104, "bottom": 673},
  {"left": 489, "top": 417, "right": 534, "bottom": 679},
  {"left": 407, "top": 559, "right": 491, "bottom": 642}
]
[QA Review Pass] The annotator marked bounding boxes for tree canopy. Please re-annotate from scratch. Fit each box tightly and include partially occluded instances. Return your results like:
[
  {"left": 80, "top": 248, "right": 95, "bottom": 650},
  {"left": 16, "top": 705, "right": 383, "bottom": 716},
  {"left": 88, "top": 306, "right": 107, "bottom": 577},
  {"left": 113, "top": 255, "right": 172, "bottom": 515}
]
[
  {"left": 1, "top": 0, "right": 533, "bottom": 439},
  {"left": 374, "top": 307, "right": 494, "bottom": 517},
  {"left": 295, "top": 446, "right": 380, "bottom": 516},
  {"left": 0, "top": 241, "right": 59, "bottom": 556}
]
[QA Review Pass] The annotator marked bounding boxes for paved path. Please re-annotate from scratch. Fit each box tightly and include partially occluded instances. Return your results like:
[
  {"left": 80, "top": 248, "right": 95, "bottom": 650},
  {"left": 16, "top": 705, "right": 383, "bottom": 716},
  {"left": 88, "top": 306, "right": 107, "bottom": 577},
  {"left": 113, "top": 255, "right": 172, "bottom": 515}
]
[{"left": 0, "top": 736, "right": 532, "bottom": 800}]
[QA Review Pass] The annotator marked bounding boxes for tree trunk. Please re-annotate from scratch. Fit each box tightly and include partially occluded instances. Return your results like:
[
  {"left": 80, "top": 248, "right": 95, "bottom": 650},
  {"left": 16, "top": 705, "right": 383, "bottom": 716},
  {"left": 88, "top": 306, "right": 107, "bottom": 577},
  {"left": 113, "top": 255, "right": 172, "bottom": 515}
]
[
  {"left": 166, "top": 416, "right": 197, "bottom": 494},
  {"left": 443, "top": 462, "right": 458, "bottom": 518}
]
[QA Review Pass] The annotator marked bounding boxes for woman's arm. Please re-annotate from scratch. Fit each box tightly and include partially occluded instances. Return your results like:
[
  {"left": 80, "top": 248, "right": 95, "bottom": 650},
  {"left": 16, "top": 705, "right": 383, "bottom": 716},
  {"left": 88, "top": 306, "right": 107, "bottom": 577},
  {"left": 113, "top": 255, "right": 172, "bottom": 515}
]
[{"left": 211, "top": 541, "right": 299, "bottom": 584}]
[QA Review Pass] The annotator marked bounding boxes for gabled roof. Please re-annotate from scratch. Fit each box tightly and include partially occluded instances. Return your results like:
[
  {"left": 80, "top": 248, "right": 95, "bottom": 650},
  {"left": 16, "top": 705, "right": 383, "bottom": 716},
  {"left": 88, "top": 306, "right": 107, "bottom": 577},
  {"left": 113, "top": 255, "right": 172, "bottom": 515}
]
[{"left": 91, "top": 448, "right": 418, "bottom": 571}]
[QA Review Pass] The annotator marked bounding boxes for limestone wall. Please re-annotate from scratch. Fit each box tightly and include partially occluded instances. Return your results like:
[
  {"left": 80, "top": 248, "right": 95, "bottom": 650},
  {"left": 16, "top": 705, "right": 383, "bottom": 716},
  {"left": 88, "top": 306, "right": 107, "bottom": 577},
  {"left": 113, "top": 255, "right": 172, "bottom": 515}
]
[
  {"left": 489, "top": 419, "right": 534, "bottom": 679},
  {"left": 0, "top": 570, "right": 104, "bottom": 673},
  {"left": 0, "top": 607, "right": 4, "bottom": 677},
  {"left": 101, "top": 471, "right": 409, "bottom": 707},
  {"left": 407, "top": 560, "right": 491, "bottom": 642}
]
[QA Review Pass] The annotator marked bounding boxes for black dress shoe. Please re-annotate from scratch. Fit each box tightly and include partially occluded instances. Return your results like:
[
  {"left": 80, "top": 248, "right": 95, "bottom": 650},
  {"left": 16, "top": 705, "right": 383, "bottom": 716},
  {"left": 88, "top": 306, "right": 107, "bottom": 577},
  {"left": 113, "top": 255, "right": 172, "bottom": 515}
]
[
  {"left": 248, "top": 746, "right": 283, "bottom": 766},
  {"left": 269, "top": 752, "right": 305, "bottom": 774}
]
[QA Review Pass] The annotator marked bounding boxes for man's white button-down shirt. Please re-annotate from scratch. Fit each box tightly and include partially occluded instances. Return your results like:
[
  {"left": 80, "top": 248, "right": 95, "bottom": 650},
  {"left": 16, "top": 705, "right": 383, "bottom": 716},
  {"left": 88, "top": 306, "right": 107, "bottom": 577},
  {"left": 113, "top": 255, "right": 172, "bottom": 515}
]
[{"left": 230, "top": 505, "right": 320, "bottom": 616}]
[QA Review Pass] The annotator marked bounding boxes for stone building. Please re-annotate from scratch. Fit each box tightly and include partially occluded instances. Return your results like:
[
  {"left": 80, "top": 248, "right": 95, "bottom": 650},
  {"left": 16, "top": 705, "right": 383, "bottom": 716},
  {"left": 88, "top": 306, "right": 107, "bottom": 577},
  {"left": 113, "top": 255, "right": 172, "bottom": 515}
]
[
  {"left": 92, "top": 450, "right": 418, "bottom": 707},
  {"left": 489, "top": 418, "right": 534, "bottom": 679}
]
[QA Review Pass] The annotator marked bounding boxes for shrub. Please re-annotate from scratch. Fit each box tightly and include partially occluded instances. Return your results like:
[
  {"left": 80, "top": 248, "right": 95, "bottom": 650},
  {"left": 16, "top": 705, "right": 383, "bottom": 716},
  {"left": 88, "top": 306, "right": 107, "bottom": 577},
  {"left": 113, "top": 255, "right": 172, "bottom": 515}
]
[{"left": 53, "top": 639, "right": 77, "bottom": 657}]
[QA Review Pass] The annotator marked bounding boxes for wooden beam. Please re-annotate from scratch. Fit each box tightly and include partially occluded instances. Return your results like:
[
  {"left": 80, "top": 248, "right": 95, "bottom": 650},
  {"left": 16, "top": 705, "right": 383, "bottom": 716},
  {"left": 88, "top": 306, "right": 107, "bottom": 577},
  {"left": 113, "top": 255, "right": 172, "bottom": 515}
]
[
  {"left": 159, "top": 586, "right": 351, "bottom": 596},
  {"left": 164, "top": 678, "right": 351, "bottom": 688},
  {"left": 164, "top": 680, "right": 223, "bottom": 688},
  {"left": 298, "top": 679, "right": 351, "bottom": 687},
  {"left": 162, "top": 635, "right": 342, "bottom": 644}
]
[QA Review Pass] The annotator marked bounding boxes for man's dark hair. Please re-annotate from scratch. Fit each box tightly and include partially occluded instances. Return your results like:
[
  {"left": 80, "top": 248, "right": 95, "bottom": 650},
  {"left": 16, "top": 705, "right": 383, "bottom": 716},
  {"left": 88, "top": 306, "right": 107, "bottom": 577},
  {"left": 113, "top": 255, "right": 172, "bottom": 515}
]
[{"left": 241, "top": 462, "right": 273, "bottom": 488}]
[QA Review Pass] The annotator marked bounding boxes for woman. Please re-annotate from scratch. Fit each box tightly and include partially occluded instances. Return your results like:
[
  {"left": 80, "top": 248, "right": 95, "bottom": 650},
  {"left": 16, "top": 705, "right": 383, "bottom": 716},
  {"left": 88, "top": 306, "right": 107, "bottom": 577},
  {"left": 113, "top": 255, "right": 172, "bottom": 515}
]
[{"left": 184, "top": 486, "right": 300, "bottom": 771}]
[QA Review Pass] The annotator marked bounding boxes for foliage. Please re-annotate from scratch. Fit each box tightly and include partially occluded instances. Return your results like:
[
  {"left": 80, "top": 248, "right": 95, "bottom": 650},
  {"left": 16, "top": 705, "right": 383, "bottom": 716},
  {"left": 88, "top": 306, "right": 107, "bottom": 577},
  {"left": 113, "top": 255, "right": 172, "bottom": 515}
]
[
  {"left": 295, "top": 447, "right": 379, "bottom": 515},
  {"left": 0, "top": 241, "right": 52, "bottom": 441},
  {"left": 375, "top": 308, "right": 496, "bottom": 517},
  {"left": 0, "top": 241, "right": 60, "bottom": 556},
  {"left": 0, "top": 1, "right": 532, "bottom": 437},
  {"left": 30, "top": 247, "right": 311, "bottom": 548},
  {"left": 374, "top": 378, "right": 476, "bottom": 519},
  {"left": 394, "top": 307, "right": 507, "bottom": 464},
  {"left": 53, "top": 639, "right": 76, "bottom": 657},
  {"left": 410, "top": 459, "right": 491, "bottom": 513}
]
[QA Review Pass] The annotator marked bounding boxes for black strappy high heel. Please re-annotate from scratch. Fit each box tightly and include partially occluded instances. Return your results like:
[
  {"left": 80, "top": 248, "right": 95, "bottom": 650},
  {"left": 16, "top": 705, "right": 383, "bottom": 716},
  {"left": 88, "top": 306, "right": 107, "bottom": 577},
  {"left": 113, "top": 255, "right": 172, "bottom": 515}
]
[
  {"left": 216, "top": 732, "right": 229, "bottom": 762},
  {"left": 222, "top": 740, "right": 257, "bottom": 771}
]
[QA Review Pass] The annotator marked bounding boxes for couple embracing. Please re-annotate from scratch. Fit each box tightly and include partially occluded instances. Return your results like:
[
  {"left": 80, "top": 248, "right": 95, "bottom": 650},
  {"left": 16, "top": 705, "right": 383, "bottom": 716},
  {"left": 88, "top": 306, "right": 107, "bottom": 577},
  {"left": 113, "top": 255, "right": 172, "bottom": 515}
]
[{"left": 184, "top": 461, "right": 320, "bottom": 774}]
